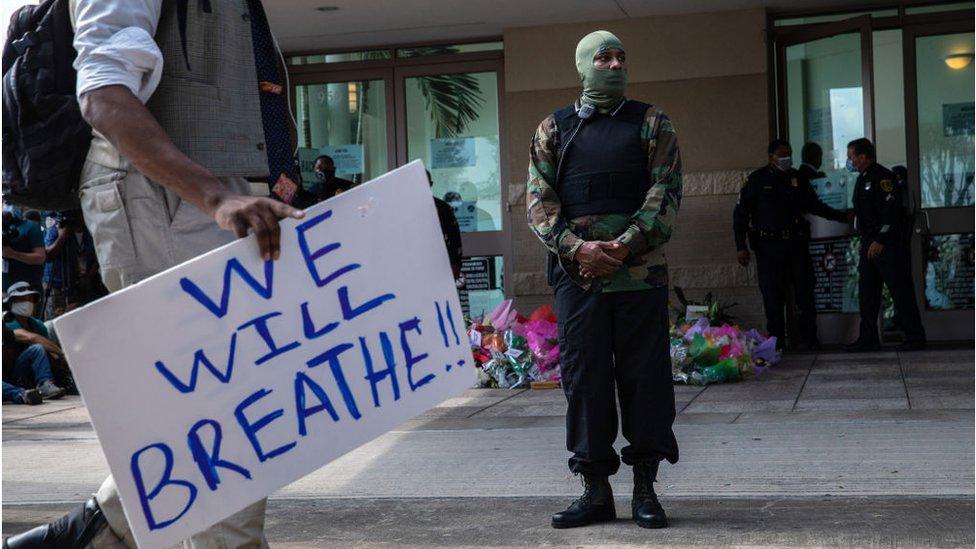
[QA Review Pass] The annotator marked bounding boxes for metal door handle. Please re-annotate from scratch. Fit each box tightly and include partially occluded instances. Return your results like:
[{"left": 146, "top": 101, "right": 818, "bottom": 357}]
[{"left": 915, "top": 210, "right": 931, "bottom": 235}]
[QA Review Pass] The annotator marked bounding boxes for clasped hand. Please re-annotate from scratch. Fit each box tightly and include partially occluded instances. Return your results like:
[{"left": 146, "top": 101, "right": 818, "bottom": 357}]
[{"left": 576, "top": 241, "right": 629, "bottom": 279}]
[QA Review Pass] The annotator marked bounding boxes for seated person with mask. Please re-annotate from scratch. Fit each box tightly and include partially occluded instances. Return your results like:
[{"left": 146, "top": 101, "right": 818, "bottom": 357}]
[{"left": 3, "top": 284, "right": 66, "bottom": 400}]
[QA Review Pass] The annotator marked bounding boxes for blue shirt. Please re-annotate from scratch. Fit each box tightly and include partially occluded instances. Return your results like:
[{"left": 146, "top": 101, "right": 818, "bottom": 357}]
[{"left": 3, "top": 218, "right": 45, "bottom": 293}]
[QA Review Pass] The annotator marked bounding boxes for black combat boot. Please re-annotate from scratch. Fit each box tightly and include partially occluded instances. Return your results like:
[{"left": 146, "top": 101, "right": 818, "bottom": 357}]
[
  {"left": 632, "top": 461, "right": 668, "bottom": 528},
  {"left": 3, "top": 497, "right": 106, "bottom": 549},
  {"left": 551, "top": 474, "right": 616, "bottom": 529}
]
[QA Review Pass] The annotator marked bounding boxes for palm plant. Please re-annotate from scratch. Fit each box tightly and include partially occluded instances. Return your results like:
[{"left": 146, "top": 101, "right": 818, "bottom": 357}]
[{"left": 408, "top": 47, "right": 485, "bottom": 138}]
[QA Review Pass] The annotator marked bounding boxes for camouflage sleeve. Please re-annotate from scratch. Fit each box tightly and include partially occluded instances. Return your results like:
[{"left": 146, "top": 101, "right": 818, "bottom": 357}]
[
  {"left": 616, "top": 109, "right": 682, "bottom": 255},
  {"left": 526, "top": 115, "right": 584, "bottom": 260}
]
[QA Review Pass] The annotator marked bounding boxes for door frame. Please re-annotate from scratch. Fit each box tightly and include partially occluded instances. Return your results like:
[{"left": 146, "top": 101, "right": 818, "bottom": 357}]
[
  {"left": 392, "top": 59, "right": 510, "bottom": 257},
  {"left": 288, "top": 53, "right": 512, "bottom": 300},
  {"left": 774, "top": 15, "right": 877, "bottom": 142},
  {"left": 772, "top": 16, "right": 877, "bottom": 345},
  {"left": 289, "top": 67, "right": 398, "bottom": 174},
  {"left": 902, "top": 18, "right": 975, "bottom": 336}
]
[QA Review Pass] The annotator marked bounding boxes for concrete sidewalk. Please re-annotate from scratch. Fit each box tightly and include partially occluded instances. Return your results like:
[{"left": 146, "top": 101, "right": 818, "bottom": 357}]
[{"left": 3, "top": 348, "right": 974, "bottom": 547}]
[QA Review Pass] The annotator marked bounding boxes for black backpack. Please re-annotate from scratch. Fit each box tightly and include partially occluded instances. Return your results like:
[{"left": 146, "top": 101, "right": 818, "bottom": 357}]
[{"left": 2, "top": 0, "right": 91, "bottom": 211}]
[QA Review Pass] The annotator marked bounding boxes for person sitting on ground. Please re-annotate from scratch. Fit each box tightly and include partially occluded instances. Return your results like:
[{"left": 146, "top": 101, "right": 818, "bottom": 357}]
[
  {"left": 3, "top": 283, "right": 67, "bottom": 399},
  {"left": 2, "top": 334, "right": 44, "bottom": 405},
  {"left": 2, "top": 326, "right": 64, "bottom": 401}
]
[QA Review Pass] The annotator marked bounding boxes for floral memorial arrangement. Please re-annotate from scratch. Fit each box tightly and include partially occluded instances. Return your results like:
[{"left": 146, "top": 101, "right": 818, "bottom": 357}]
[{"left": 466, "top": 291, "right": 780, "bottom": 388}]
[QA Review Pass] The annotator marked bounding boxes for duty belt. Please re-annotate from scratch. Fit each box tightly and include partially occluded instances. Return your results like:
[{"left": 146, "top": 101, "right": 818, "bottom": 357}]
[{"left": 754, "top": 229, "right": 795, "bottom": 240}]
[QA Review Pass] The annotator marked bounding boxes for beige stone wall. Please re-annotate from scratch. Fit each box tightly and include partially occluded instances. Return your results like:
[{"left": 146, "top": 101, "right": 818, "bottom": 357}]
[{"left": 502, "top": 8, "right": 770, "bottom": 328}]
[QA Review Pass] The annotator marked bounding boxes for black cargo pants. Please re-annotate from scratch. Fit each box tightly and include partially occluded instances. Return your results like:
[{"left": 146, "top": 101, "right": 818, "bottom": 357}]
[
  {"left": 857, "top": 240, "right": 926, "bottom": 343},
  {"left": 553, "top": 271, "right": 679, "bottom": 476},
  {"left": 753, "top": 238, "right": 818, "bottom": 347}
]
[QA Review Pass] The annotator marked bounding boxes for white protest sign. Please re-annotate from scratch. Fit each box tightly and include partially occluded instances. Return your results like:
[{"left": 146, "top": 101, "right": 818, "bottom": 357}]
[{"left": 54, "top": 161, "right": 473, "bottom": 548}]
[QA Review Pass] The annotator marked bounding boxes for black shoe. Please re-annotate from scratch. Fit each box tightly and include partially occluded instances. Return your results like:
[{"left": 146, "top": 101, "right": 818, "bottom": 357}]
[
  {"left": 15, "top": 389, "right": 42, "bottom": 406},
  {"left": 844, "top": 339, "right": 881, "bottom": 352},
  {"left": 632, "top": 461, "right": 668, "bottom": 529},
  {"left": 551, "top": 474, "right": 616, "bottom": 529},
  {"left": 896, "top": 340, "right": 926, "bottom": 352},
  {"left": 4, "top": 497, "right": 106, "bottom": 549}
]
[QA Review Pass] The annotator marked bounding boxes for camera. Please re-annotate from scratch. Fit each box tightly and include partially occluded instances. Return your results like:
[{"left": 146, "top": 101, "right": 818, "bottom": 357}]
[{"left": 2, "top": 211, "right": 20, "bottom": 241}]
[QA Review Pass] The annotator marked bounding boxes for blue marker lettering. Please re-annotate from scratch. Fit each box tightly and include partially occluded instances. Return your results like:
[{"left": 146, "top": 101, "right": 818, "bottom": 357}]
[
  {"left": 359, "top": 333, "right": 400, "bottom": 408},
  {"left": 306, "top": 343, "right": 361, "bottom": 420},
  {"left": 295, "top": 210, "right": 360, "bottom": 287},
  {"left": 237, "top": 311, "right": 300, "bottom": 365},
  {"left": 301, "top": 301, "right": 339, "bottom": 340},
  {"left": 187, "top": 419, "right": 251, "bottom": 490},
  {"left": 338, "top": 286, "right": 395, "bottom": 321},
  {"left": 234, "top": 388, "right": 297, "bottom": 462},
  {"left": 294, "top": 371, "right": 340, "bottom": 436},
  {"left": 154, "top": 333, "right": 238, "bottom": 394},
  {"left": 179, "top": 258, "right": 273, "bottom": 319},
  {"left": 399, "top": 317, "right": 434, "bottom": 390},
  {"left": 435, "top": 302, "right": 449, "bottom": 348},
  {"left": 444, "top": 302, "right": 460, "bottom": 346},
  {"left": 130, "top": 443, "right": 197, "bottom": 531}
]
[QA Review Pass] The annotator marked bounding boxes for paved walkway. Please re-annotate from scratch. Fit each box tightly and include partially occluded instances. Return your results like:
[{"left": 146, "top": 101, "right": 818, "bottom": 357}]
[{"left": 3, "top": 348, "right": 974, "bottom": 547}]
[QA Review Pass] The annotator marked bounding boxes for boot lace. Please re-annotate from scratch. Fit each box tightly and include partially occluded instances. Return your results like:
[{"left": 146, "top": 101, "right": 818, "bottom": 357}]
[
  {"left": 633, "top": 463, "right": 658, "bottom": 502},
  {"left": 570, "top": 474, "right": 606, "bottom": 509}
]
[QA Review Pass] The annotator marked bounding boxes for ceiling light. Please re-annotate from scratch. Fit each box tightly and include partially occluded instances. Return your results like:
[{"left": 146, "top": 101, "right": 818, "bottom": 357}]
[{"left": 944, "top": 53, "right": 973, "bottom": 70}]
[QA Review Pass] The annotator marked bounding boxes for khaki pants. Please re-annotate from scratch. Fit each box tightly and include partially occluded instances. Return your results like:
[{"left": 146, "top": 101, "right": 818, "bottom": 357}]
[{"left": 80, "top": 139, "right": 269, "bottom": 549}]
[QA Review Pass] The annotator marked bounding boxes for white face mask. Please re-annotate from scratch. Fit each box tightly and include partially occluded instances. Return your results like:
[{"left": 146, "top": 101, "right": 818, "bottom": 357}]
[{"left": 10, "top": 301, "right": 34, "bottom": 317}]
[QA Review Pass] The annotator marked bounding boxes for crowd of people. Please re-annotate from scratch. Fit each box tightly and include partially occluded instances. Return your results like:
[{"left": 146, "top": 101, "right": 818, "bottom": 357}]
[
  {"left": 2, "top": 206, "right": 104, "bottom": 406},
  {"left": 3, "top": 206, "right": 107, "bottom": 320}
]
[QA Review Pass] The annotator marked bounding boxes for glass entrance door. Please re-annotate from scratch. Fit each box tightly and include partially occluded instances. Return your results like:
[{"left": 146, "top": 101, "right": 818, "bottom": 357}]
[
  {"left": 396, "top": 60, "right": 508, "bottom": 318},
  {"left": 289, "top": 57, "right": 509, "bottom": 318},
  {"left": 776, "top": 17, "right": 876, "bottom": 344},
  {"left": 293, "top": 70, "right": 396, "bottom": 191},
  {"left": 906, "top": 25, "right": 975, "bottom": 338}
]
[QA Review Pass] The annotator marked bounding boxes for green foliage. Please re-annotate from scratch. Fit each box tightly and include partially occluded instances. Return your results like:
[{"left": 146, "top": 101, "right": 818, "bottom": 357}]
[
  {"left": 671, "top": 286, "right": 737, "bottom": 325},
  {"left": 408, "top": 47, "right": 486, "bottom": 139}
]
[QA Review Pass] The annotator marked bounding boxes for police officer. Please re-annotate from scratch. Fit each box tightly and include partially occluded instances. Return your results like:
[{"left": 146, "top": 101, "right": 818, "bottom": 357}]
[
  {"left": 845, "top": 138, "right": 926, "bottom": 352},
  {"left": 734, "top": 139, "right": 849, "bottom": 350},
  {"left": 526, "top": 30, "right": 682, "bottom": 530}
]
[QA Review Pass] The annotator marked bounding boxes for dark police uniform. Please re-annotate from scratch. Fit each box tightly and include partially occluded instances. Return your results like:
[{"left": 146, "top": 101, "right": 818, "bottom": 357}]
[
  {"left": 852, "top": 162, "right": 926, "bottom": 345},
  {"left": 547, "top": 99, "right": 679, "bottom": 476},
  {"left": 733, "top": 166, "right": 847, "bottom": 347}
]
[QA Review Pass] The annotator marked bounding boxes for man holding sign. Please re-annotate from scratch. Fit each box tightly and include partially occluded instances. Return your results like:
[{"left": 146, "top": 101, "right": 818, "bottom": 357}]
[{"left": 6, "top": 1, "right": 304, "bottom": 547}]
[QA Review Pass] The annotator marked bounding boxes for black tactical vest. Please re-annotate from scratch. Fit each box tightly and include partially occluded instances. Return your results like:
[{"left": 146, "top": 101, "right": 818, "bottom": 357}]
[{"left": 553, "top": 99, "right": 651, "bottom": 219}]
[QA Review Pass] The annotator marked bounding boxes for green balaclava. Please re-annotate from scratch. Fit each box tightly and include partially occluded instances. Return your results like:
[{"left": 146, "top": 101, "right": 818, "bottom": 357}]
[{"left": 575, "top": 30, "right": 627, "bottom": 109}]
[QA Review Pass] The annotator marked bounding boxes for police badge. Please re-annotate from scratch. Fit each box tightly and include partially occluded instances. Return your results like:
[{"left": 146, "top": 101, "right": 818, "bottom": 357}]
[{"left": 880, "top": 179, "right": 893, "bottom": 192}]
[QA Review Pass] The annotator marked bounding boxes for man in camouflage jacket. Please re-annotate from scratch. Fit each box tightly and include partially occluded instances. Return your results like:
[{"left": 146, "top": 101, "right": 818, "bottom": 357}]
[{"left": 526, "top": 30, "right": 682, "bottom": 530}]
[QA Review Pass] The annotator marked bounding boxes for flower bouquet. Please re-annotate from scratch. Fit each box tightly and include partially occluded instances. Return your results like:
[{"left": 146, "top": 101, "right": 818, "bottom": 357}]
[{"left": 467, "top": 300, "right": 561, "bottom": 388}]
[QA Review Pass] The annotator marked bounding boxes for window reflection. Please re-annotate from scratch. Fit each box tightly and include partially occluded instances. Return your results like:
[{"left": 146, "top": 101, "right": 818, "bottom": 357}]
[{"left": 917, "top": 32, "right": 975, "bottom": 209}]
